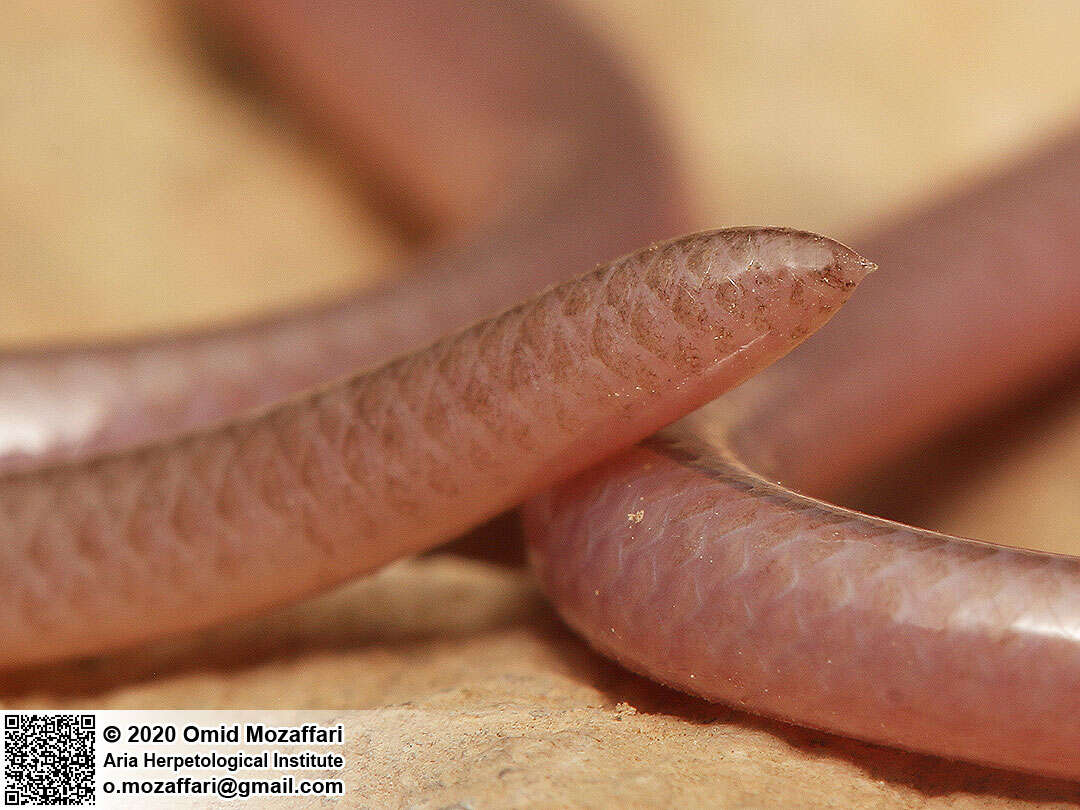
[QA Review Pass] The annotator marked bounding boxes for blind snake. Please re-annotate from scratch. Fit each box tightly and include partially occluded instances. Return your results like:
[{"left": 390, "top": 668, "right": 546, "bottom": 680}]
[{"left": 3, "top": 0, "right": 1080, "bottom": 780}]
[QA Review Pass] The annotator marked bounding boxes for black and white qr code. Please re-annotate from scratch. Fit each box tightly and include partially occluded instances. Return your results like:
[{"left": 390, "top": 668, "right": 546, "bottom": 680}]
[{"left": 4, "top": 715, "right": 95, "bottom": 806}]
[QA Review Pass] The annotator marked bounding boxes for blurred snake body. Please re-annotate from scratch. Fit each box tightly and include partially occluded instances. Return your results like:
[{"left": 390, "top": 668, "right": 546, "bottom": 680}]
[{"left": 3, "top": 0, "right": 1080, "bottom": 780}]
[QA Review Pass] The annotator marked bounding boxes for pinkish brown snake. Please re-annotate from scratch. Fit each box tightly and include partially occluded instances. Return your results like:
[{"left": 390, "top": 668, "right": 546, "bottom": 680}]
[{"left": 3, "top": 0, "right": 1080, "bottom": 780}]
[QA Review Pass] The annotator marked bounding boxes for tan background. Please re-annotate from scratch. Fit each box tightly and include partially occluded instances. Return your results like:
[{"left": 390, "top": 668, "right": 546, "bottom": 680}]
[{"left": 3, "top": 0, "right": 1080, "bottom": 806}]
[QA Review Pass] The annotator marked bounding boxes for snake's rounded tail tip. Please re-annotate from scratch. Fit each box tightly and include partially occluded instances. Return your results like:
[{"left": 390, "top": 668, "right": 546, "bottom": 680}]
[
  {"left": 850, "top": 256, "right": 878, "bottom": 283},
  {"left": 820, "top": 237, "right": 877, "bottom": 290},
  {"left": 855, "top": 255, "right": 879, "bottom": 275},
  {"left": 830, "top": 238, "right": 878, "bottom": 280},
  {"left": 751, "top": 227, "right": 878, "bottom": 290}
]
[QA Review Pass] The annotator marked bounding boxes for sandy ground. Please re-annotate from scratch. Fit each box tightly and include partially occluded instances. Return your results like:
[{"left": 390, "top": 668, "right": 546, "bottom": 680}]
[{"left": 3, "top": 1, "right": 1080, "bottom": 806}]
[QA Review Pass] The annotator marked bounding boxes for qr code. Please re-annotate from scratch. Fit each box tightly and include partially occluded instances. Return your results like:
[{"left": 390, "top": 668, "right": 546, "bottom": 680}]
[{"left": 4, "top": 715, "right": 95, "bottom": 806}]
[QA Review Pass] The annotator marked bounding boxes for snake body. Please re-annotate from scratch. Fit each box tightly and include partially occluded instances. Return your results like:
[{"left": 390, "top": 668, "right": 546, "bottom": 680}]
[{"left": 3, "top": 0, "right": 1080, "bottom": 779}]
